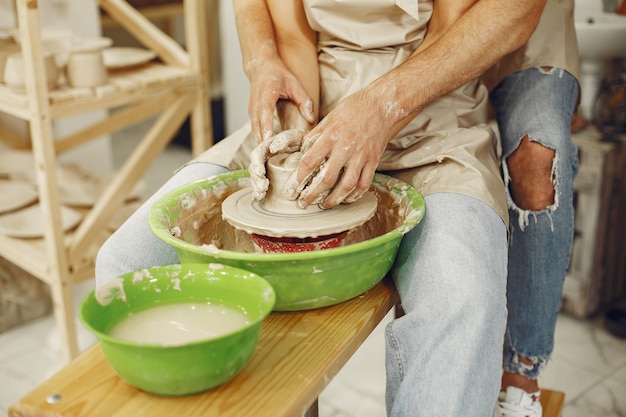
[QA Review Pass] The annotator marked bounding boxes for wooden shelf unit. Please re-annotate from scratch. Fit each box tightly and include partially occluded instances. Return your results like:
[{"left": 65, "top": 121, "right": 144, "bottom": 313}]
[
  {"left": 562, "top": 127, "right": 626, "bottom": 318},
  {"left": 0, "top": 0, "right": 213, "bottom": 362},
  {"left": 100, "top": 1, "right": 184, "bottom": 34}
]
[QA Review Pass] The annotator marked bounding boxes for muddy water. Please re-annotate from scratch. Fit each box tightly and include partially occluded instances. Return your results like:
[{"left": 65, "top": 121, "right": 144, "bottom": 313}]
[{"left": 108, "top": 302, "right": 250, "bottom": 346}]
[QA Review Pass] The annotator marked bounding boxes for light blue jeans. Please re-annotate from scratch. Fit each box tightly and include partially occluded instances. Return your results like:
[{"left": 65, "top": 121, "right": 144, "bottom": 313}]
[
  {"left": 95, "top": 163, "right": 229, "bottom": 284},
  {"left": 489, "top": 67, "right": 580, "bottom": 379},
  {"left": 386, "top": 193, "right": 508, "bottom": 417}
]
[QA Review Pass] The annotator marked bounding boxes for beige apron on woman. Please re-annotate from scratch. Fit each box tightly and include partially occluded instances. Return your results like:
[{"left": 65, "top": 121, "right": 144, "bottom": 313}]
[{"left": 192, "top": 0, "right": 509, "bottom": 224}]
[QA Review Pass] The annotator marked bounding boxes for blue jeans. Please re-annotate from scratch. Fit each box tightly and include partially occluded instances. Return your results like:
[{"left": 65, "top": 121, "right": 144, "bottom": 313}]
[
  {"left": 96, "top": 166, "right": 508, "bottom": 416},
  {"left": 489, "top": 67, "right": 579, "bottom": 379},
  {"left": 386, "top": 193, "right": 508, "bottom": 417},
  {"left": 95, "top": 163, "right": 230, "bottom": 283}
]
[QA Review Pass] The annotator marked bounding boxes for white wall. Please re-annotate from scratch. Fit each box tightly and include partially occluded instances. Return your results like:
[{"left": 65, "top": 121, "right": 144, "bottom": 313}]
[{"left": 575, "top": 0, "right": 620, "bottom": 11}]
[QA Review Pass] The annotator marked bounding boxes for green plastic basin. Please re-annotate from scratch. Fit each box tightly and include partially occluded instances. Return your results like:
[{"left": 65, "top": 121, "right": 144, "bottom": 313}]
[
  {"left": 79, "top": 263, "right": 275, "bottom": 396},
  {"left": 148, "top": 171, "right": 425, "bottom": 311}
]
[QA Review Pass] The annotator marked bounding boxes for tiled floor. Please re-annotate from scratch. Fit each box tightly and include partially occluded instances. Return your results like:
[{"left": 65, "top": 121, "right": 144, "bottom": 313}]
[{"left": 1, "top": 126, "right": 626, "bottom": 416}]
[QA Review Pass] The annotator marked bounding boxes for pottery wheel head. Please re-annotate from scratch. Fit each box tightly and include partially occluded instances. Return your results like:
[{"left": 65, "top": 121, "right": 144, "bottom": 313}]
[
  {"left": 221, "top": 188, "right": 378, "bottom": 239},
  {"left": 224, "top": 151, "right": 378, "bottom": 238}
]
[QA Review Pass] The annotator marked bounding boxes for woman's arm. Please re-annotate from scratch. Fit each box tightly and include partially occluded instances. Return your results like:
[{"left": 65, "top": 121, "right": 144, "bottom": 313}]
[
  {"left": 267, "top": 0, "right": 320, "bottom": 132},
  {"left": 232, "top": 0, "right": 316, "bottom": 142}
]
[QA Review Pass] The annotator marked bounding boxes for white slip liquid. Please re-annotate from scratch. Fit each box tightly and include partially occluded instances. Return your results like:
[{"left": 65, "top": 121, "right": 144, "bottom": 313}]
[{"left": 108, "top": 302, "right": 251, "bottom": 346}]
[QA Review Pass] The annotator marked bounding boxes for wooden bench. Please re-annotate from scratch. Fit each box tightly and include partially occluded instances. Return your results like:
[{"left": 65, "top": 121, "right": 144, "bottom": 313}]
[
  {"left": 9, "top": 279, "right": 398, "bottom": 417},
  {"left": 8, "top": 276, "right": 565, "bottom": 417}
]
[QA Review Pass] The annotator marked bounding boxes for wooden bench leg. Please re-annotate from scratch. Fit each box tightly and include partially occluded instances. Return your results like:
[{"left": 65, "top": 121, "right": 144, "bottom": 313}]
[
  {"left": 395, "top": 301, "right": 405, "bottom": 318},
  {"left": 540, "top": 389, "right": 565, "bottom": 417},
  {"left": 303, "top": 398, "right": 319, "bottom": 417}
]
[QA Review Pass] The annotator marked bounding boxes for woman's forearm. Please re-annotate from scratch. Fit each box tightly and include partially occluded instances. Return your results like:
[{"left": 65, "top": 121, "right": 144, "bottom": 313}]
[
  {"left": 267, "top": 0, "right": 319, "bottom": 108},
  {"left": 232, "top": 0, "right": 316, "bottom": 140},
  {"left": 232, "top": 0, "right": 281, "bottom": 81},
  {"left": 267, "top": 0, "right": 320, "bottom": 130}
]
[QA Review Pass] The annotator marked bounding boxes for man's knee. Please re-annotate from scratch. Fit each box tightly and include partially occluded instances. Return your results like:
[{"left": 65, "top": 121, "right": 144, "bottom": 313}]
[{"left": 506, "top": 135, "right": 556, "bottom": 211}]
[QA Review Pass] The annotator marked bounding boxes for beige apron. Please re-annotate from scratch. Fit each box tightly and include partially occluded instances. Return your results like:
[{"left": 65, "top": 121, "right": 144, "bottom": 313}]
[
  {"left": 482, "top": 0, "right": 580, "bottom": 91},
  {"left": 193, "top": 0, "right": 508, "bottom": 224}
]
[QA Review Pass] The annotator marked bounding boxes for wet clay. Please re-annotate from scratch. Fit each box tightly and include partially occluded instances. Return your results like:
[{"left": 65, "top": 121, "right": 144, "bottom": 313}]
[
  {"left": 221, "top": 153, "right": 378, "bottom": 239},
  {"left": 167, "top": 178, "right": 407, "bottom": 253}
]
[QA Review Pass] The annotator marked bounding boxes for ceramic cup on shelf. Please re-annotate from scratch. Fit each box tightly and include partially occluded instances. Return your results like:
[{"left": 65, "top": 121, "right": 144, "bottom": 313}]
[
  {"left": 64, "top": 37, "right": 112, "bottom": 88},
  {"left": 3, "top": 52, "right": 60, "bottom": 92},
  {"left": 65, "top": 48, "right": 108, "bottom": 88}
]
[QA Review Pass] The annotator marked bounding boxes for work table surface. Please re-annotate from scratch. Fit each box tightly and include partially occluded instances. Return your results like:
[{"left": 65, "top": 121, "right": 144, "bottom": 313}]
[{"left": 9, "top": 279, "right": 398, "bottom": 417}]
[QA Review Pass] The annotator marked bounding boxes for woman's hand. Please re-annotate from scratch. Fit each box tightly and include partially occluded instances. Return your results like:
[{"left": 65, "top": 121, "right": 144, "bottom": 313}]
[
  {"left": 248, "top": 129, "right": 305, "bottom": 200},
  {"left": 246, "top": 57, "right": 315, "bottom": 143}
]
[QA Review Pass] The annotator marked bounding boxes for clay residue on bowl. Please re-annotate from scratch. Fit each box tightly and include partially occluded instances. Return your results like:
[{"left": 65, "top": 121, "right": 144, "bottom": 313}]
[
  {"left": 343, "top": 181, "right": 408, "bottom": 246},
  {"left": 164, "top": 178, "right": 410, "bottom": 252},
  {"left": 169, "top": 181, "right": 256, "bottom": 252}
]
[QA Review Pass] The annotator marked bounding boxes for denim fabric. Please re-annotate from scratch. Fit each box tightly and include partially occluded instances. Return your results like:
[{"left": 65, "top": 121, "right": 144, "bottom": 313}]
[
  {"left": 95, "top": 163, "right": 229, "bottom": 285},
  {"left": 96, "top": 168, "right": 508, "bottom": 416},
  {"left": 489, "top": 67, "right": 580, "bottom": 378},
  {"left": 386, "top": 193, "right": 508, "bottom": 417}
]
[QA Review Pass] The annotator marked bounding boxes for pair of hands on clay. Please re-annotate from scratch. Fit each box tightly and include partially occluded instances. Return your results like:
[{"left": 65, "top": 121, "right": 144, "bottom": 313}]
[{"left": 247, "top": 59, "right": 392, "bottom": 210}]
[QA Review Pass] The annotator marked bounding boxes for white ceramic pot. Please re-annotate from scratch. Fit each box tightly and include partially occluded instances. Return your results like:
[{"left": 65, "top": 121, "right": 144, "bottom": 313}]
[
  {"left": 65, "top": 49, "right": 108, "bottom": 88},
  {"left": 3, "top": 52, "right": 60, "bottom": 92}
]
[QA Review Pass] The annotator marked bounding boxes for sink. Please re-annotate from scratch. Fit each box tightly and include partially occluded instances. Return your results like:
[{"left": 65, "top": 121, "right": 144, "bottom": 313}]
[
  {"left": 574, "top": 9, "right": 626, "bottom": 121},
  {"left": 575, "top": 10, "right": 626, "bottom": 60}
]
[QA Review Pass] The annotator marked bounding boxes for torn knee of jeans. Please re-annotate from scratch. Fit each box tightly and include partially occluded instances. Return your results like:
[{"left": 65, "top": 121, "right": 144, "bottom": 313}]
[
  {"left": 502, "top": 140, "right": 559, "bottom": 232},
  {"left": 538, "top": 66, "right": 569, "bottom": 79}
]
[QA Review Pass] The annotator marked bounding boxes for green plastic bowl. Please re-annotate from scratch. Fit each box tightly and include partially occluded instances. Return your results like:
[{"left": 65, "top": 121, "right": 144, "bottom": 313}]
[
  {"left": 148, "top": 171, "right": 425, "bottom": 311},
  {"left": 79, "top": 263, "right": 276, "bottom": 396}
]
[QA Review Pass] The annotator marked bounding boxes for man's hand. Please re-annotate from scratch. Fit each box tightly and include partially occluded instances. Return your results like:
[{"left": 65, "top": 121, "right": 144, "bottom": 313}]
[{"left": 285, "top": 91, "right": 397, "bottom": 209}]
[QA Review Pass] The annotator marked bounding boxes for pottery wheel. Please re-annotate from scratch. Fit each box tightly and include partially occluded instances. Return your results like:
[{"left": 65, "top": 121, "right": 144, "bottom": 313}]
[{"left": 222, "top": 187, "right": 378, "bottom": 239}]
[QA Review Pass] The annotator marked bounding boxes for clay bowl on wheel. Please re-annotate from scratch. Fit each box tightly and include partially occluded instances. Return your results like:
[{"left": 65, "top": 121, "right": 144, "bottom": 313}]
[
  {"left": 148, "top": 171, "right": 425, "bottom": 311},
  {"left": 80, "top": 263, "right": 275, "bottom": 396}
]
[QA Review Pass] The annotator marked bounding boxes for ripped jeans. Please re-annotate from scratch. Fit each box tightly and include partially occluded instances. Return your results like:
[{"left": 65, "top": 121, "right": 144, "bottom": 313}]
[{"left": 489, "top": 67, "right": 579, "bottom": 379}]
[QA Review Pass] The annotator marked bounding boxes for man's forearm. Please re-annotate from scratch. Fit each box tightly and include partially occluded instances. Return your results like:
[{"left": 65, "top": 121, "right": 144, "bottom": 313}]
[{"left": 370, "top": 0, "right": 547, "bottom": 127}]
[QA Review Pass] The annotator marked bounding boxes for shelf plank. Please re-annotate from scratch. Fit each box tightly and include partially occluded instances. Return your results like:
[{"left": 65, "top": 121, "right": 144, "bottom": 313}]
[{"left": 0, "top": 64, "right": 197, "bottom": 120}]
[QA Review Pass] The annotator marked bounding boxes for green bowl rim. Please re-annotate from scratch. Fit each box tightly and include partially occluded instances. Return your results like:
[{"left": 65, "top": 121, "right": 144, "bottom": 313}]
[
  {"left": 79, "top": 263, "right": 276, "bottom": 349},
  {"left": 148, "top": 171, "right": 426, "bottom": 261}
]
